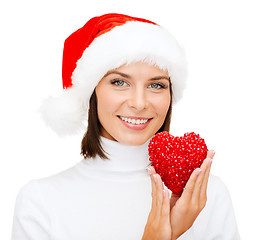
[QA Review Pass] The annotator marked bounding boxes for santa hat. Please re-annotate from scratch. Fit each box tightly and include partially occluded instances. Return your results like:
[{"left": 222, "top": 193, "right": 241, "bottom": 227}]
[{"left": 41, "top": 13, "right": 187, "bottom": 136}]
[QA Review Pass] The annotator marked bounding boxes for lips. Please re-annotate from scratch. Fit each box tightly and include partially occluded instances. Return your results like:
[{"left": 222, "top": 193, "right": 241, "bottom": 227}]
[
  {"left": 118, "top": 115, "right": 152, "bottom": 130},
  {"left": 118, "top": 116, "right": 150, "bottom": 125}
]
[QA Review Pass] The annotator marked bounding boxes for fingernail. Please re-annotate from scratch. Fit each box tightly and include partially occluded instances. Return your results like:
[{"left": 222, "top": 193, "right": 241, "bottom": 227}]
[
  {"left": 211, "top": 151, "right": 216, "bottom": 159},
  {"left": 153, "top": 174, "right": 158, "bottom": 183},
  {"left": 147, "top": 166, "right": 152, "bottom": 175},
  {"left": 196, "top": 168, "right": 202, "bottom": 175},
  {"left": 163, "top": 189, "right": 166, "bottom": 197},
  {"left": 208, "top": 158, "right": 213, "bottom": 167}
]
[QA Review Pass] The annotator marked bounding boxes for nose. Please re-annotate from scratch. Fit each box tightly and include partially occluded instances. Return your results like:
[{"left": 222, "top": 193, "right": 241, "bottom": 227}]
[{"left": 127, "top": 87, "right": 148, "bottom": 111}]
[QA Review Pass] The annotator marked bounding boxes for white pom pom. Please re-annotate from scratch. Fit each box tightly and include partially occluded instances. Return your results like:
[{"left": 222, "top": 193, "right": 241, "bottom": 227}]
[{"left": 40, "top": 88, "right": 86, "bottom": 136}]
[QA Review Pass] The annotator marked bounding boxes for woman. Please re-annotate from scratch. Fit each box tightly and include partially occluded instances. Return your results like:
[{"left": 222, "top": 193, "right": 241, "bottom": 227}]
[{"left": 12, "top": 13, "right": 240, "bottom": 239}]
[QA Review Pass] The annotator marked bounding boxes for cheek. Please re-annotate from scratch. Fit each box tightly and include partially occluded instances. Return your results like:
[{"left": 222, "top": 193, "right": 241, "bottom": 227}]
[
  {"left": 96, "top": 90, "right": 122, "bottom": 118},
  {"left": 153, "top": 93, "right": 171, "bottom": 118}
]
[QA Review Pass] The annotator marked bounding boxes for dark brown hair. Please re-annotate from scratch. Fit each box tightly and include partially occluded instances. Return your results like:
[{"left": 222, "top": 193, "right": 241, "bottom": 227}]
[{"left": 81, "top": 84, "right": 172, "bottom": 159}]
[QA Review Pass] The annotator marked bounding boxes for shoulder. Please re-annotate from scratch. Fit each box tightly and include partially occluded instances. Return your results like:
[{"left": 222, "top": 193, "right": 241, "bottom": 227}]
[
  {"left": 15, "top": 179, "right": 42, "bottom": 206},
  {"left": 208, "top": 174, "right": 229, "bottom": 191},
  {"left": 12, "top": 165, "right": 82, "bottom": 239},
  {"left": 16, "top": 162, "right": 83, "bottom": 203}
]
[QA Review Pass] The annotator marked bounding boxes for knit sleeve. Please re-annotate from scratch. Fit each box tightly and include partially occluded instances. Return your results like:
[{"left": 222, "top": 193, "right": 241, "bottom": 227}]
[{"left": 11, "top": 180, "right": 51, "bottom": 240}]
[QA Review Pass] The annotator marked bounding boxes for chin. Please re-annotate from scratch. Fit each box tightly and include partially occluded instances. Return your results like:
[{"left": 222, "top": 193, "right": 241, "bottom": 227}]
[{"left": 116, "top": 134, "right": 152, "bottom": 146}]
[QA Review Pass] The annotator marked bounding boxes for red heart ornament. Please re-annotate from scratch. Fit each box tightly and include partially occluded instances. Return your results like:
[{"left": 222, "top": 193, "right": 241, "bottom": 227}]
[{"left": 148, "top": 131, "right": 208, "bottom": 194}]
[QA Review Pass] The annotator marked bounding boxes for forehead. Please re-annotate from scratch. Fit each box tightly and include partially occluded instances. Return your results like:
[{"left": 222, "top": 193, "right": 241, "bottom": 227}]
[{"left": 104, "top": 62, "right": 169, "bottom": 78}]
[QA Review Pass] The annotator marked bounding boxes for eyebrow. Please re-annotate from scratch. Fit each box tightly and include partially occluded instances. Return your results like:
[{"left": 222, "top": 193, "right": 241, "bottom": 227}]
[
  {"left": 103, "top": 70, "right": 170, "bottom": 81},
  {"left": 150, "top": 76, "right": 170, "bottom": 81},
  {"left": 104, "top": 71, "right": 130, "bottom": 79}
]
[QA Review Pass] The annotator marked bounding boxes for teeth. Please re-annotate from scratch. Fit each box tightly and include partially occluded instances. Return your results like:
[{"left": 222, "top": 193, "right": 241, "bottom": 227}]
[{"left": 120, "top": 116, "right": 149, "bottom": 125}]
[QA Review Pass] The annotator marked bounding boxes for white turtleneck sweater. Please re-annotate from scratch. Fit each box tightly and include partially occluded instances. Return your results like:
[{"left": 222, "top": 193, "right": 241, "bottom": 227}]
[{"left": 12, "top": 137, "right": 240, "bottom": 240}]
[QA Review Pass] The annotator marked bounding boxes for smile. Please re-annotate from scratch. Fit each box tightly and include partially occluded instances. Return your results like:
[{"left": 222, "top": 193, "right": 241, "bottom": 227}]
[{"left": 118, "top": 116, "right": 150, "bottom": 125}]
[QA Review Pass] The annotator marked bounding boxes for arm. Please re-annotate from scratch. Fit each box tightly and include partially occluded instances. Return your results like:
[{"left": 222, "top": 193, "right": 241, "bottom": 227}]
[{"left": 11, "top": 180, "right": 51, "bottom": 240}]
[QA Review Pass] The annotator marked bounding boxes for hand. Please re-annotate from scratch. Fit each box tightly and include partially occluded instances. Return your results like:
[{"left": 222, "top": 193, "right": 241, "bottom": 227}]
[
  {"left": 169, "top": 150, "right": 215, "bottom": 239},
  {"left": 142, "top": 166, "right": 172, "bottom": 240}
]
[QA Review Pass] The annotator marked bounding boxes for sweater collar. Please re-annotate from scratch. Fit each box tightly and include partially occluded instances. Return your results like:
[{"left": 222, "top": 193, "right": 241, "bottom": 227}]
[
  {"left": 79, "top": 137, "right": 151, "bottom": 179},
  {"left": 98, "top": 136, "right": 151, "bottom": 171}
]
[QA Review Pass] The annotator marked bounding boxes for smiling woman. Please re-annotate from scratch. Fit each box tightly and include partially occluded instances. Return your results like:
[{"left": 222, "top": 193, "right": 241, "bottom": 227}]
[
  {"left": 12, "top": 13, "right": 240, "bottom": 240},
  {"left": 81, "top": 62, "right": 172, "bottom": 159}
]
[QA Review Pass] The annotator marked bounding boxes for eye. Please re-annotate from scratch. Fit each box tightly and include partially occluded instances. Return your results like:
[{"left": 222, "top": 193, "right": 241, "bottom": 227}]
[
  {"left": 149, "top": 83, "right": 167, "bottom": 89},
  {"left": 111, "top": 79, "right": 128, "bottom": 87}
]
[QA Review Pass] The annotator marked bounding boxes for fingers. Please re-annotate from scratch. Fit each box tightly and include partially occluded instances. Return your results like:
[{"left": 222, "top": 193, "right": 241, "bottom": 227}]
[
  {"left": 144, "top": 166, "right": 172, "bottom": 239},
  {"left": 182, "top": 167, "right": 202, "bottom": 199},
  {"left": 149, "top": 166, "right": 157, "bottom": 209},
  {"left": 191, "top": 150, "right": 214, "bottom": 206},
  {"left": 148, "top": 166, "right": 171, "bottom": 222},
  {"left": 199, "top": 150, "right": 215, "bottom": 200},
  {"left": 191, "top": 152, "right": 211, "bottom": 200},
  {"left": 148, "top": 166, "right": 164, "bottom": 221},
  {"left": 182, "top": 150, "right": 214, "bottom": 202},
  {"left": 160, "top": 188, "right": 170, "bottom": 224},
  {"left": 154, "top": 174, "right": 164, "bottom": 211}
]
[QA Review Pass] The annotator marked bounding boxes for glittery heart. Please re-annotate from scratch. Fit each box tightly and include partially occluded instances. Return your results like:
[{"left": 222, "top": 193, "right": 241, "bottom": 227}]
[{"left": 148, "top": 131, "right": 208, "bottom": 194}]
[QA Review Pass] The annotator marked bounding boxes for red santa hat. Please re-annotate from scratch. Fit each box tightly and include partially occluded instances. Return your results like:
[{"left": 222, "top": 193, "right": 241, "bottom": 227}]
[{"left": 41, "top": 13, "right": 187, "bottom": 135}]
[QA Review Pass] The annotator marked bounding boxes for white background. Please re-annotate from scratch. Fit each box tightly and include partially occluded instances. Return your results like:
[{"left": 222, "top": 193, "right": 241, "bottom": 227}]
[{"left": 1, "top": 0, "right": 256, "bottom": 239}]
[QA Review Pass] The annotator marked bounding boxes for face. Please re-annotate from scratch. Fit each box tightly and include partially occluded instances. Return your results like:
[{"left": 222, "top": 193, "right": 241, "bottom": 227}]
[{"left": 95, "top": 62, "right": 171, "bottom": 146}]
